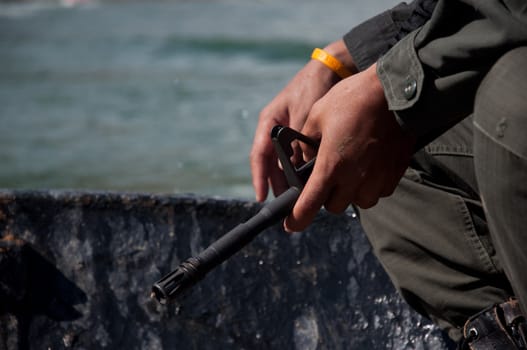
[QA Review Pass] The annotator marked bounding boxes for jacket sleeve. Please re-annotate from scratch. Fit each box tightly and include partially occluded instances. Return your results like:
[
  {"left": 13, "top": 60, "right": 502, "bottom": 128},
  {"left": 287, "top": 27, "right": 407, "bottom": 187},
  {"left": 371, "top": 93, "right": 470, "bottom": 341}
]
[
  {"left": 377, "top": 0, "right": 527, "bottom": 148},
  {"left": 343, "top": 0, "right": 437, "bottom": 72}
]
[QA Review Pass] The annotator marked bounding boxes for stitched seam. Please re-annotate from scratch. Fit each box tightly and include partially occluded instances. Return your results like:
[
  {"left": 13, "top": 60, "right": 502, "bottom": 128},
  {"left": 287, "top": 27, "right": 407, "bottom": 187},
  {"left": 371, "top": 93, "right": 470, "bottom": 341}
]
[
  {"left": 425, "top": 144, "right": 473, "bottom": 157},
  {"left": 456, "top": 195, "right": 498, "bottom": 275},
  {"left": 429, "top": 151, "right": 473, "bottom": 157},
  {"left": 474, "top": 120, "right": 527, "bottom": 161},
  {"left": 378, "top": 56, "right": 399, "bottom": 109}
]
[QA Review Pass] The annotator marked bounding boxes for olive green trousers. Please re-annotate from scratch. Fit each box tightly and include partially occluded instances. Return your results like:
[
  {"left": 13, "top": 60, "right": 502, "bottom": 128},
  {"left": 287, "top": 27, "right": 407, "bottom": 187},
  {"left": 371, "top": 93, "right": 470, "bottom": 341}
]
[{"left": 359, "top": 47, "right": 527, "bottom": 342}]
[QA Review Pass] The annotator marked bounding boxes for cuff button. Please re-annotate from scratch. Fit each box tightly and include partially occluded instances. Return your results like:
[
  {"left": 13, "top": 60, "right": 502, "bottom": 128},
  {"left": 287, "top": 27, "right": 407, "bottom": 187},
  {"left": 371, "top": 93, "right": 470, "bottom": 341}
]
[{"left": 403, "top": 76, "right": 417, "bottom": 100}]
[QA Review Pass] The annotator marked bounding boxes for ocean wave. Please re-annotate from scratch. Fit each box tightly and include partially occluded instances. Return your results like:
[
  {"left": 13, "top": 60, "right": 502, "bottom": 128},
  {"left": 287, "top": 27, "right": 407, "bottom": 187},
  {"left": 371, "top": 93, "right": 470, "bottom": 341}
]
[
  {"left": 0, "top": 2, "right": 54, "bottom": 18},
  {"left": 0, "top": 1, "right": 98, "bottom": 18},
  {"left": 154, "top": 36, "right": 315, "bottom": 62}
]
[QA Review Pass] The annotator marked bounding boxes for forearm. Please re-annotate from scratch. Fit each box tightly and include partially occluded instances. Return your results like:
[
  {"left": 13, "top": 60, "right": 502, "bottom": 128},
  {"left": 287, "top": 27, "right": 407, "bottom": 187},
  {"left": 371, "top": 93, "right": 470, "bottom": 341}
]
[
  {"left": 377, "top": 0, "right": 527, "bottom": 148},
  {"left": 320, "top": 39, "right": 358, "bottom": 76}
]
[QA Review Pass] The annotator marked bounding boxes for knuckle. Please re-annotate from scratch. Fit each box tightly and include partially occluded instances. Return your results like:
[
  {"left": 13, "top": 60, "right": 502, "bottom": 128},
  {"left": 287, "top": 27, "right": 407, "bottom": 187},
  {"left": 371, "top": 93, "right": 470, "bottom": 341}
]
[
  {"left": 259, "top": 105, "right": 273, "bottom": 119},
  {"left": 356, "top": 197, "right": 378, "bottom": 209},
  {"left": 324, "top": 201, "right": 348, "bottom": 214},
  {"left": 380, "top": 186, "right": 396, "bottom": 198},
  {"left": 285, "top": 218, "right": 305, "bottom": 233},
  {"left": 259, "top": 103, "right": 283, "bottom": 124}
]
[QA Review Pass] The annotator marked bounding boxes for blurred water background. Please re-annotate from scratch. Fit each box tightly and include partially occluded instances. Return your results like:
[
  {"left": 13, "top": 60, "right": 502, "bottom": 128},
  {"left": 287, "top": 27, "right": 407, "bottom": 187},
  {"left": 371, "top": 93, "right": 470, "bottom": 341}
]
[{"left": 0, "top": 0, "right": 398, "bottom": 199}]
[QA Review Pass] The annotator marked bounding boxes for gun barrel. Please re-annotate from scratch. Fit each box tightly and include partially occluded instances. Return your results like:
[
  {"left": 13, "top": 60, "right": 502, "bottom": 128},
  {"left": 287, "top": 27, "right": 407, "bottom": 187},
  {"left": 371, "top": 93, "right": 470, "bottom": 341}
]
[{"left": 151, "top": 186, "right": 300, "bottom": 304}]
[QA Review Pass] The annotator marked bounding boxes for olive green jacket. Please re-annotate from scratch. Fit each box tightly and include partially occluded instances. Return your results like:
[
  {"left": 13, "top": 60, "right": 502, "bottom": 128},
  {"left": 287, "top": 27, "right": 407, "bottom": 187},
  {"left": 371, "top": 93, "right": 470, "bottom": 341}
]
[{"left": 345, "top": 0, "right": 527, "bottom": 148}]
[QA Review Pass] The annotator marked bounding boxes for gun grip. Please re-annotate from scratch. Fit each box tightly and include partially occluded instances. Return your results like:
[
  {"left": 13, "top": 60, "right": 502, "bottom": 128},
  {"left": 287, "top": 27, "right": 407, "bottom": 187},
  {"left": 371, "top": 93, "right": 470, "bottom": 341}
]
[{"left": 271, "top": 125, "right": 319, "bottom": 189}]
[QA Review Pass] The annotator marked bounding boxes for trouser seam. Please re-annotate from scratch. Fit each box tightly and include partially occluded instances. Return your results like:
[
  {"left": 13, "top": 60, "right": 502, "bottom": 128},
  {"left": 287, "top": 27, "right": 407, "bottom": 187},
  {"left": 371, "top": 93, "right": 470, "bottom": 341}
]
[
  {"left": 457, "top": 195, "right": 499, "bottom": 275},
  {"left": 474, "top": 120, "right": 527, "bottom": 161}
]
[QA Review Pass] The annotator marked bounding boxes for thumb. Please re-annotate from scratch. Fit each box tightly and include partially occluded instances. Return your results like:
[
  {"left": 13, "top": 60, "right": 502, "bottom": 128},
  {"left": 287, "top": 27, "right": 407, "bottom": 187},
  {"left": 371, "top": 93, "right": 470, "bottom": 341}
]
[{"left": 284, "top": 151, "right": 332, "bottom": 232}]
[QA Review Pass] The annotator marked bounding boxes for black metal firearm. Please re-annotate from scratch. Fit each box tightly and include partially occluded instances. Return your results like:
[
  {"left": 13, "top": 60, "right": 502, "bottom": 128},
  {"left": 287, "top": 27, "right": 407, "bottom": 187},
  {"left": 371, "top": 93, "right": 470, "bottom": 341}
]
[{"left": 151, "top": 125, "right": 318, "bottom": 304}]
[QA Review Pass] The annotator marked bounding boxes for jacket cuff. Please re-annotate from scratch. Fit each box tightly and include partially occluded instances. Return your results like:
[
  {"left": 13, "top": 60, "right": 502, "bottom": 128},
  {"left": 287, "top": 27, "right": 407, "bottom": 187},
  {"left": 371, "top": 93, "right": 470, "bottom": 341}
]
[
  {"left": 377, "top": 30, "right": 423, "bottom": 111},
  {"left": 377, "top": 30, "right": 434, "bottom": 147},
  {"left": 343, "top": 10, "right": 399, "bottom": 72},
  {"left": 376, "top": 29, "right": 475, "bottom": 149}
]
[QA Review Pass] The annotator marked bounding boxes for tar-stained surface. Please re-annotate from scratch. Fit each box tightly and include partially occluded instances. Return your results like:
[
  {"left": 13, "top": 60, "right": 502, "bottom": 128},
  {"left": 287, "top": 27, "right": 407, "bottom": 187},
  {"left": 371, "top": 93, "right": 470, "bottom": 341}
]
[{"left": 0, "top": 190, "right": 455, "bottom": 349}]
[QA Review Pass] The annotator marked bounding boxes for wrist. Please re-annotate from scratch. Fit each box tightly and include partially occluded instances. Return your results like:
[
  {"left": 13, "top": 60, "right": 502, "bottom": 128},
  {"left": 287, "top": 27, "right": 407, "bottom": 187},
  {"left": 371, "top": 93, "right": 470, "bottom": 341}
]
[
  {"left": 311, "top": 48, "right": 354, "bottom": 79},
  {"left": 323, "top": 40, "right": 357, "bottom": 75},
  {"left": 306, "top": 58, "right": 342, "bottom": 85}
]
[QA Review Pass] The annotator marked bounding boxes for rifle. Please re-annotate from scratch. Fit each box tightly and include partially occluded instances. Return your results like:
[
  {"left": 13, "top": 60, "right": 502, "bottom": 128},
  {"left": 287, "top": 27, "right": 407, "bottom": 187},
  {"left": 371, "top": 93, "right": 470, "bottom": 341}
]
[{"left": 151, "top": 125, "right": 318, "bottom": 304}]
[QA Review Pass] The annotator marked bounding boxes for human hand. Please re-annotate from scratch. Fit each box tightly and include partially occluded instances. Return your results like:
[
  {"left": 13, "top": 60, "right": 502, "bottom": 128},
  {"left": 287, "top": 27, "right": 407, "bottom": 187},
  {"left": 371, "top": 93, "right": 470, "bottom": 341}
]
[
  {"left": 284, "top": 63, "right": 416, "bottom": 232},
  {"left": 250, "top": 40, "right": 356, "bottom": 202}
]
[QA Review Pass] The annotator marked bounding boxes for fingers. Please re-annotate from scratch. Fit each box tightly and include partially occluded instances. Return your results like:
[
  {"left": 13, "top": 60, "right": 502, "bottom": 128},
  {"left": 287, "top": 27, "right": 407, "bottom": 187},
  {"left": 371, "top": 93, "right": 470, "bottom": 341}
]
[
  {"left": 299, "top": 103, "right": 323, "bottom": 161},
  {"left": 354, "top": 180, "right": 381, "bottom": 209},
  {"left": 379, "top": 160, "right": 407, "bottom": 198},
  {"left": 250, "top": 55, "right": 343, "bottom": 203},
  {"left": 323, "top": 186, "right": 355, "bottom": 213},
  {"left": 250, "top": 108, "right": 308, "bottom": 202},
  {"left": 284, "top": 160, "right": 332, "bottom": 232},
  {"left": 250, "top": 147, "right": 271, "bottom": 202},
  {"left": 250, "top": 114, "right": 278, "bottom": 201},
  {"left": 270, "top": 63, "right": 414, "bottom": 233},
  {"left": 352, "top": 161, "right": 385, "bottom": 209},
  {"left": 283, "top": 101, "right": 329, "bottom": 232}
]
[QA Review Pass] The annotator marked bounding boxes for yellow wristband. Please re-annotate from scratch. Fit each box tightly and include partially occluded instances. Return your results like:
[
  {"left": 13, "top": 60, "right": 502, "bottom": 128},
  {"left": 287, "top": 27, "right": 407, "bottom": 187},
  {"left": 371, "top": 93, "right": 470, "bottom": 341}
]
[{"left": 311, "top": 48, "right": 353, "bottom": 79}]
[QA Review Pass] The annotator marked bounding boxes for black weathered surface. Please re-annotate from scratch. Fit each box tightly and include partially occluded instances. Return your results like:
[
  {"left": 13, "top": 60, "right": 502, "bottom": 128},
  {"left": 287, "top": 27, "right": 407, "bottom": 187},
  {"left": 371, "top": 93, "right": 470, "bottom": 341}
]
[{"left": 0, "top": 190, "right": 455, "bottom": 349}]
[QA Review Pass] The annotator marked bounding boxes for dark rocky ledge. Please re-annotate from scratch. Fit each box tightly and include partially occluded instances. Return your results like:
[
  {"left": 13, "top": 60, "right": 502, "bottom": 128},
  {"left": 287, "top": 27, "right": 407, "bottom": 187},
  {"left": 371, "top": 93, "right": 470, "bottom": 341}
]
[{"left": 0, "top": 190, "right": 455, "bottom": 349}]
